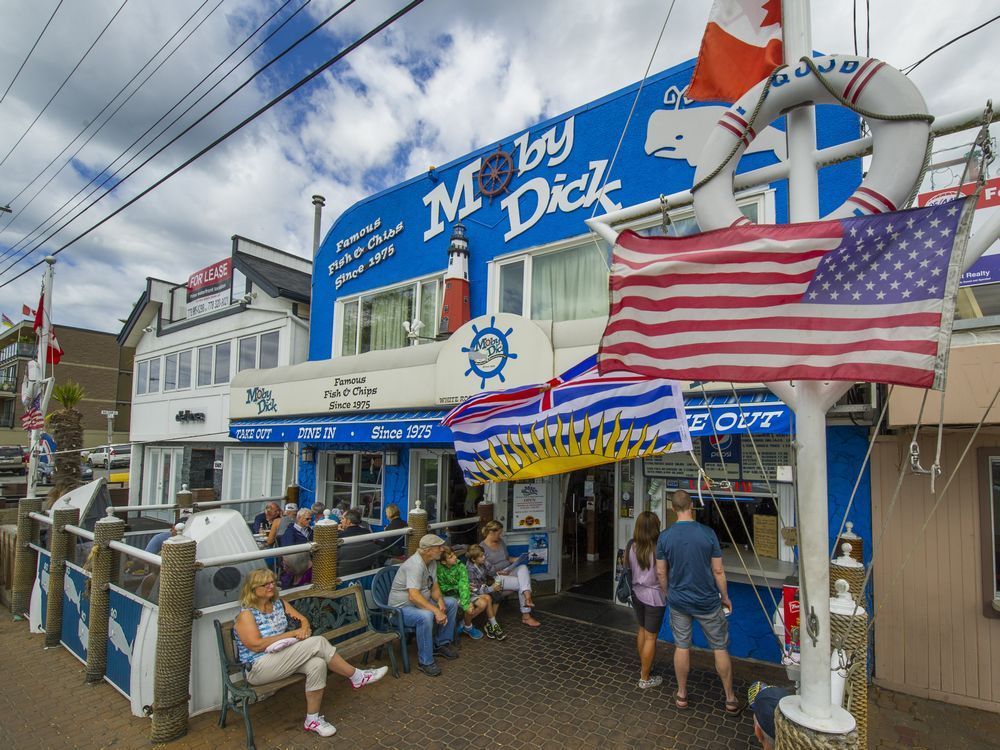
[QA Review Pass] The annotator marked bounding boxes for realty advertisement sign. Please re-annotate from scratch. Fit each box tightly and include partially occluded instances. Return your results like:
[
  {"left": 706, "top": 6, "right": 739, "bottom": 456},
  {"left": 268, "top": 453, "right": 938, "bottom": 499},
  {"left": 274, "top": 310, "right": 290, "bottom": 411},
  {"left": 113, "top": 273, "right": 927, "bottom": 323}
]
[
  {"left": 918, "top": 176, "right": 1000, "bottom": 287},
  {"left": 186, "top": 258, "right": 232, "bottom": 318}
]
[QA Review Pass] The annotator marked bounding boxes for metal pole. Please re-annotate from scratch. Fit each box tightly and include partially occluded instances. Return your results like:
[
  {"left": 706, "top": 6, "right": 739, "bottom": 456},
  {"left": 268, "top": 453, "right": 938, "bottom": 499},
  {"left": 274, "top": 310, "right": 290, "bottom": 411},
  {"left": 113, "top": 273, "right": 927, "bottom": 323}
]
[
  {"left": 311, "top": 195, "right": 326, "bottom": 255},
  {"left": 773, "top": 1, "right": 856, "bottom": 737}
]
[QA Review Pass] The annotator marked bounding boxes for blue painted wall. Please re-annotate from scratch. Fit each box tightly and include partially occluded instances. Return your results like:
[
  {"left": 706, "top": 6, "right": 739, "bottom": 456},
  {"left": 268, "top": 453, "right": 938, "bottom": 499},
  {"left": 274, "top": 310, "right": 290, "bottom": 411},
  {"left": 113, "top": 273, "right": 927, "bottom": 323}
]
[{"left": 309, "top": 57, "right": 862, "bottom": 360}]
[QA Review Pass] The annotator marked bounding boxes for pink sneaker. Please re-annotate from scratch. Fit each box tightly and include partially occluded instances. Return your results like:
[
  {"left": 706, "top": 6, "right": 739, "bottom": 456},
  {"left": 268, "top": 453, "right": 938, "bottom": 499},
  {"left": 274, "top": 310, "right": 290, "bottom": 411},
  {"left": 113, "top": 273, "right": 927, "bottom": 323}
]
[
  {"left": 351, "top": 666, "right": 388, "bottom": 689},
  {"left": 304, "top": 716, "right": 336, "bottom": 737}
]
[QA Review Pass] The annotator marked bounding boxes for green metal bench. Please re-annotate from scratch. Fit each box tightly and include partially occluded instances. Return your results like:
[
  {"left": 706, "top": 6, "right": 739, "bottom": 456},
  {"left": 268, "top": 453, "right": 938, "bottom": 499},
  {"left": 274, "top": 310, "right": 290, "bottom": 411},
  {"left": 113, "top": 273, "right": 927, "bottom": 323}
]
[{"left": 214, "top": 584, "right": 399, "bottom": 750}]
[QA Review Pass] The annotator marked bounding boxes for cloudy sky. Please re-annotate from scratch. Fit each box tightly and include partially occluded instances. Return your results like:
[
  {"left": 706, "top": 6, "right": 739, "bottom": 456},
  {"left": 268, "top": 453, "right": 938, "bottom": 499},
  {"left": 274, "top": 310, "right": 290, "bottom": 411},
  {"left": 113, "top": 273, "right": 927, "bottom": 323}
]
[{"left": 0, "top": 0, "right": 996, "bottom": 332}]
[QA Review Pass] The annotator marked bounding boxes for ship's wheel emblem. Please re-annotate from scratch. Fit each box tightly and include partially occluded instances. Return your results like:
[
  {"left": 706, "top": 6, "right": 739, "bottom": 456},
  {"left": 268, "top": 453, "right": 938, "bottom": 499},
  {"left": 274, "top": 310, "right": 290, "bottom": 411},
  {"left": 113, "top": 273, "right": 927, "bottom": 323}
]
[
  {"left": 462, "top": 316, "right": 518, "bottom": 389},
  {"left": 477, "top": 147, "right": 514, "bottom": 199}
]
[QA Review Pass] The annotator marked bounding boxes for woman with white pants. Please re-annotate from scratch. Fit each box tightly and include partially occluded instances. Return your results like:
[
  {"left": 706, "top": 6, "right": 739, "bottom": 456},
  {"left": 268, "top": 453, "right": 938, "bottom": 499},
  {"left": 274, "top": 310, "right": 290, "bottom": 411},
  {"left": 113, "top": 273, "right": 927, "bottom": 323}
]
[{"left": 480, "top": 520, "right": 540, "bottom": 627}]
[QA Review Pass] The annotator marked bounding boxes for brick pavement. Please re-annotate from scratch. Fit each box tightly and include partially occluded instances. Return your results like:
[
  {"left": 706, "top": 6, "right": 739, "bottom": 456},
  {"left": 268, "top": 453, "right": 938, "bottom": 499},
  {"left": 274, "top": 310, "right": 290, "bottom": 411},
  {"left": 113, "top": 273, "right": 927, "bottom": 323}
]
[{"left": 1, "top": 601, "right": 997, "bottom": 749}]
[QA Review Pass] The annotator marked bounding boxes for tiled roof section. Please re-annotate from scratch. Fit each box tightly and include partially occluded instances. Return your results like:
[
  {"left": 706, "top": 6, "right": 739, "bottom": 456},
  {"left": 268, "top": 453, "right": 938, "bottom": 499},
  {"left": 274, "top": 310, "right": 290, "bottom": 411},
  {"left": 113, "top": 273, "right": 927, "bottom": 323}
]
[{"left": 234, "top": 250, "right": 311, "bottom": 302}]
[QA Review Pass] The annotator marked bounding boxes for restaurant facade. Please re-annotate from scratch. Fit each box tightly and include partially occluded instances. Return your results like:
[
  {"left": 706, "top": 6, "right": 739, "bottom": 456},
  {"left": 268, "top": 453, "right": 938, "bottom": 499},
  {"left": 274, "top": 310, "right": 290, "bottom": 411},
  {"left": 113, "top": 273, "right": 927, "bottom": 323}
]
[{"left": 230, "top": 57, "right": 875, "bottom": 663}]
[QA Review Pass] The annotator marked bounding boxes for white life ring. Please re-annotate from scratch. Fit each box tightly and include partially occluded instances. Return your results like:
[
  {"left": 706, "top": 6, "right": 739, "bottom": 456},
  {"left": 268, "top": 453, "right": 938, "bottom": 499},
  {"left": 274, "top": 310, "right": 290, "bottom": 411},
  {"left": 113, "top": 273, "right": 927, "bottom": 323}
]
[{"left": 692, "top": 54, "right": 932, "bottom": 231}]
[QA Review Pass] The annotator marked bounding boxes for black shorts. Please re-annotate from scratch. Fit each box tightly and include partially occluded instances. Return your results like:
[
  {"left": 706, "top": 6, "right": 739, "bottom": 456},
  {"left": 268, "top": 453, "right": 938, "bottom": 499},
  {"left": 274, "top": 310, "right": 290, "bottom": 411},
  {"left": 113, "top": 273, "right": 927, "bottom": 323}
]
[{"left": 633, "top": 598, "right": 666, "bottom": 634}]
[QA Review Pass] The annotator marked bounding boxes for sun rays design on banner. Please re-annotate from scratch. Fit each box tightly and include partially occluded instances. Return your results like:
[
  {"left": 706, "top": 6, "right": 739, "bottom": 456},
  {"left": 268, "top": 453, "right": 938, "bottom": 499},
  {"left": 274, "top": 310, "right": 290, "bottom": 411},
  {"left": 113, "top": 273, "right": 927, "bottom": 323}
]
[
  {"left": 466, "top": 411, "right": 674, "bottom": 484},
  {"left": 444, "top": 355, "right": 691, "bottom": 486}
]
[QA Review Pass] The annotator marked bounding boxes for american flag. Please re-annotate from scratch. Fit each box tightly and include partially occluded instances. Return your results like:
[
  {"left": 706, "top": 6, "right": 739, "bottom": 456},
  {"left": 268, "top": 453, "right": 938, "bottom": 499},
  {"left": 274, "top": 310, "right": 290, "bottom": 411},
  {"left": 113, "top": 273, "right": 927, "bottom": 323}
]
[
  {"left": 21, "top": 402, "right": 44, "bottom": 431},
  {"left": 443, "top": 355, "right": 691, "bottom": 485},
  {"left": 599, "top": 198, "right": 975, "bottom": 390}
]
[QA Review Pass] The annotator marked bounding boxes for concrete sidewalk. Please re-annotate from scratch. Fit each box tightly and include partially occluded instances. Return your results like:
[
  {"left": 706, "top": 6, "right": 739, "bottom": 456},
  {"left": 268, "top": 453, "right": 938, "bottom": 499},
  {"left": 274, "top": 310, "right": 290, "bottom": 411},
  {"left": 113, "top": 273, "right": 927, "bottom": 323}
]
[{"left": 0, "top": 600, "right": 996, "bottom": 749}]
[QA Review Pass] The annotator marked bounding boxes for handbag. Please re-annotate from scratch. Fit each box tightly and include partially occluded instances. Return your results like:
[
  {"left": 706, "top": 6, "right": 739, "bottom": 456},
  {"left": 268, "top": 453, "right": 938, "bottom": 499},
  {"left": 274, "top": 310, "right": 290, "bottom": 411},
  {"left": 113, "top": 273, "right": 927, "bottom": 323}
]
[{"left": 615, "top": 540, "right": 635, "bottom": 606}]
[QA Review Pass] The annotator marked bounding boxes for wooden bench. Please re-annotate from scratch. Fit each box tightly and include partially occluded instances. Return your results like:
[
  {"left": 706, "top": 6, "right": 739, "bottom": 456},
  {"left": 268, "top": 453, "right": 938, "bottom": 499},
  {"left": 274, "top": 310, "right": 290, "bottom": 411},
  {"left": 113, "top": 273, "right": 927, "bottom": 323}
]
[{"left": 214, "top": 584, "right": 399, "bottom": 750}]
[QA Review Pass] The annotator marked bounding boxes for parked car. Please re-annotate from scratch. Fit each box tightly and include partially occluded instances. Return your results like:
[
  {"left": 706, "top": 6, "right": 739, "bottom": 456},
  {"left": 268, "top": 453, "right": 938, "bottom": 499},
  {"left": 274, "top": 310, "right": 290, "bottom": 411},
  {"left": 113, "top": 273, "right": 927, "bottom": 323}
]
[
  {"left": 0, "top": 445, "right": 26, "bottom": 475},
  {"left": 37, "top": 462, "right": 94, "bottom": 486},
  {"left": 88, "top": 444, "right": 131, "bottom": 469}
]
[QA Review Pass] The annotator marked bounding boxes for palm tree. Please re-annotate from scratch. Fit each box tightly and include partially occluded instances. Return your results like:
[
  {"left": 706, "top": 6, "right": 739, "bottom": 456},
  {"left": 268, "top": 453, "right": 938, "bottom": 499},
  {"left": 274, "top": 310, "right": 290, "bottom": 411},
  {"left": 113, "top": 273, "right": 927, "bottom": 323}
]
[{"left": 49, "top": 381, "right": 85, "bottom": 490}]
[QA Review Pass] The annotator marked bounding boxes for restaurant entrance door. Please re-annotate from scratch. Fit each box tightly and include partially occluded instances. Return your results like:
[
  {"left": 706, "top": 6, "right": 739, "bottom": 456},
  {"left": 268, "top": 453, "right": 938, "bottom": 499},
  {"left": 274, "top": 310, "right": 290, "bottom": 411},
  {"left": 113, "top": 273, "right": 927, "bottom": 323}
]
[{"left": 561, "top": 464, "right": 616, "bottom": 599}]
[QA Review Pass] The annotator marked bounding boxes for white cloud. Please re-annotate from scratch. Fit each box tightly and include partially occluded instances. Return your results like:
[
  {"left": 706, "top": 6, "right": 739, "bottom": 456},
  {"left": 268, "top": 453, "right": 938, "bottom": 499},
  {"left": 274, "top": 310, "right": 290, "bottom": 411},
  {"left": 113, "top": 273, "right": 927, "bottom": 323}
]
[{"left": 0, "top": 0, "right": 995, "bottom": 332}]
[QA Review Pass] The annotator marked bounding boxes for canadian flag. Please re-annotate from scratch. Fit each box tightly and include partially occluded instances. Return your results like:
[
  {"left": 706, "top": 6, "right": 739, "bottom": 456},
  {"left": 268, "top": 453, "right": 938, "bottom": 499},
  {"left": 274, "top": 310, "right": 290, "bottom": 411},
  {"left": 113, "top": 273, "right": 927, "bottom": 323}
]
[
  {"left": 32, "top": 293, "right": 63, "bottom": 365},
  {"left": 687, "top": 0, "right": 783, "bottom": 103}
]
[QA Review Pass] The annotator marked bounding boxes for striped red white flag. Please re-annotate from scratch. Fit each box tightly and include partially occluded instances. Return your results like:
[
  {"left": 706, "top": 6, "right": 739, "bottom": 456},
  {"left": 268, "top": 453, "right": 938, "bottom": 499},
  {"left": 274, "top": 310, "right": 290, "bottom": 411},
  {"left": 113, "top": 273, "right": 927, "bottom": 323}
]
[{"left": 598, "top": 199, "right": 976, "bottom": 390}]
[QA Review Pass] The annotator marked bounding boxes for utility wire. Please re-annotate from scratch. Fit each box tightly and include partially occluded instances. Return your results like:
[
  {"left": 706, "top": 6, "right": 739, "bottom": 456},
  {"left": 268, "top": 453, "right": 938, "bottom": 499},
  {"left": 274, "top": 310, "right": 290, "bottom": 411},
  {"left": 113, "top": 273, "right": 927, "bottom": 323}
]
[
  {"left": 0, "top": 0, "right": 308, "bottom": 266},
  {"left": 0, "top": 0, "right": 65, "bottom": 106},
  {"left": 0, "top": 0, "right": 426, "bottom": 287},
  {"left": 0, "top": 0, "right": 131, "bottom": 171},
  {"left": 903, "top": 13, "right": 1000, "bottom": 75},
  {"left": 0, "top": 0, "right": 222, "bottom": 238}
]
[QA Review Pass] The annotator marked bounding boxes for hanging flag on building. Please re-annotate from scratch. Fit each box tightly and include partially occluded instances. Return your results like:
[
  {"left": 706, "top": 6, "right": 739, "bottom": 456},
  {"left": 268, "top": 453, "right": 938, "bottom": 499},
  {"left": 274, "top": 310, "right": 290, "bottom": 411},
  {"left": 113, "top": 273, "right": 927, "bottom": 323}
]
[
  {"left": 22, "top": 304, "right": 35, "bottom": 318},
  {"left": 443, "top": 355, "right": 691, "bottom": 485},
  {"left": 32, "top": 292, "right": 63, "bottom": 365},
  {"left": 1, "top": 314, "right": 12, "bottom": 328},
  {"left": 599, "top": 197, "right": 976, "bottom": 391},
  {"left": 21, "top": 399, "right": 45, "bottom": 431},
  {"left": 687, "top": 0, "right": 783, "bottom": 103}
]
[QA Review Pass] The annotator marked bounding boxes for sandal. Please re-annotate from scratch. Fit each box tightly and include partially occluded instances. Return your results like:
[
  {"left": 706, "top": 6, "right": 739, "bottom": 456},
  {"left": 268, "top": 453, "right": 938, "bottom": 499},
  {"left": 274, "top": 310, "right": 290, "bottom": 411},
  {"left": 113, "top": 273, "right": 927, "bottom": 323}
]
[
  {"left": 725, "top": 698, "right": 745, "bottom": 715},
  {"left": 521, "top": 614, "right": 541, "bottom": 627},
  {"left": 674, "top": 691, "right": 689, "bottom": 709}
]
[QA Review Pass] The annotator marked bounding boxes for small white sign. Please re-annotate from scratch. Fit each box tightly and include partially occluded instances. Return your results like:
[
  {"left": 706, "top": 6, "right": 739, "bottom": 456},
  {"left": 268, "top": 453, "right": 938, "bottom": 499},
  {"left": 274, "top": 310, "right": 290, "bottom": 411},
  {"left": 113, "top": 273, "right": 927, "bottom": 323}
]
[
  {"left": 776, "top": 465, "right": 793, "bottom": 483},
  {"left": 512, "top": 482, "right": 547, "bottom": 529}
]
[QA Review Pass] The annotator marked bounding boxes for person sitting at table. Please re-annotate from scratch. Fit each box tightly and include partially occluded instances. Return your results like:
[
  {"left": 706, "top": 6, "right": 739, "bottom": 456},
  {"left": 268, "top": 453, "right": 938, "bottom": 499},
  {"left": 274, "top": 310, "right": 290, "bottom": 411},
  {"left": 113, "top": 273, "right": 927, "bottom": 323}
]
[
  {"left": 233, "top": 568, "right": 388, "bottom": 738},
  {"left": 339, "top": 508, "right": 367, "bottom": 538},
  {"left": 310, "top": 502, "right": 327, "bottom": 526},
  {"left": 480, "top": 520, "right": 540, "bottom": 627},
  {"left": 278, "top": 509, "right": 314, "bottom": 587},
  {"left": 252, "top": 501, "right": 281, "bottom": 534},
  {"left": 382, "top": 503, "right": 407, "bottom": 558}
]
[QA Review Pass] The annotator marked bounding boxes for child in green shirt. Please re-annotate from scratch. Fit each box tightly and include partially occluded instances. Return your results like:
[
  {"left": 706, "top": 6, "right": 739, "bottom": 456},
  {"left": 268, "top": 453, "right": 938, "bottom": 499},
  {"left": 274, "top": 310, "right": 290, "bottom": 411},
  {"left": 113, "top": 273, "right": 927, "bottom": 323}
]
[{"left": 437, "top": 546, "right": 503, "bottom": 640}]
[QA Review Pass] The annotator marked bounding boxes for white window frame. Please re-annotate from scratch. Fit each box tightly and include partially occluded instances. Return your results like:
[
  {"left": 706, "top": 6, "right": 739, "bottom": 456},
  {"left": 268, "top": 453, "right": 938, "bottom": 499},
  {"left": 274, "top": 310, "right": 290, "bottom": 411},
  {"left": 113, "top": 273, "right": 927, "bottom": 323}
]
[
  {"left": 317, "top": 451, "right": 384, "bottom": 525},
  {"left": 487, "top": 190, "right": 774, "bottom": 317},
  {"left": 223, "top": 446, "right": 286, "bottom": 501},
  {"left": 135, "top": 357, "right": 162, "bottom": 395},
  {"left": 237, "top": 330, "right": 280, "bottom": 373},
  {"left": 142, "top": 446, "right": 185, "bottom": 509},
  {"left": 333, "top": 273, "right": 443, "bottom": 357},
  {"left": 163, "top": 349, "right": 192, "bottom": 392},
  {"left": 195, "top": 341, "right": 232, "bottom": 388}
]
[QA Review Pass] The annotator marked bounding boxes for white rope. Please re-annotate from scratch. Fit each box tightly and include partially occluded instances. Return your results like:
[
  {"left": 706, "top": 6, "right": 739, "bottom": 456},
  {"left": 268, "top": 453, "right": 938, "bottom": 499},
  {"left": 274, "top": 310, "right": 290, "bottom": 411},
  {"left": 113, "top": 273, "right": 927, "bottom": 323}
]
[{"left": 830, "top": 384, "right": 894, "bottom": 560}]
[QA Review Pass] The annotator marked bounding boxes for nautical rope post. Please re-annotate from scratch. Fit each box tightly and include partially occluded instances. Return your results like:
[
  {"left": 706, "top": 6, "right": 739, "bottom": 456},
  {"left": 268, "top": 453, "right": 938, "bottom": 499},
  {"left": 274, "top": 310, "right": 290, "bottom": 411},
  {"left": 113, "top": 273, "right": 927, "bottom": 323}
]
[
  {"left": 45, "top": 506, "right": 79, "bottom": 647},
  {"left": 407, "top": 501, "right": 428, "bottom": 556},
  {"left": 174, "top": 484, "right": 192, "bottom": 522},
  {"left": 11, "top": 497, "right": 43, "bottom": 619},
  {"left": 830, "top": 580, "right": 869, "bottom": 748},
  {"left": 829, "top": 544, "right": 865, "bottom": 604},
  {"left": 150, "top": 534, "right": 196, "bottom": 744},
  {"left": 775, "top": 707, "right": 858, "bottom": 750},
  {"left": 312, "top": 510, "right": 339, "bottom": 590},
  {"left": 86, "top": 508, "right": 125, "bottom": 683},
  {"left": 286, "top": 484, "right": 299, "bottom": 507}
]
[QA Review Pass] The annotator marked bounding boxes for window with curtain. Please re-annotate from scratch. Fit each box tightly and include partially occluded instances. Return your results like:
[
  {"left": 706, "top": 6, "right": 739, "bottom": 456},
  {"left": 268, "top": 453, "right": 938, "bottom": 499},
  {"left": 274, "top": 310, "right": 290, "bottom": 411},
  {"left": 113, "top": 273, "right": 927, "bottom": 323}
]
[
  {"left": 360, "top": 286, "right": 414, "bottom": 353},
  {"left": 341, "top": 301, "right": 359, "bottom": 356},
  {"left": 531, "top": 242, "right": 609, "bottom": 321}
]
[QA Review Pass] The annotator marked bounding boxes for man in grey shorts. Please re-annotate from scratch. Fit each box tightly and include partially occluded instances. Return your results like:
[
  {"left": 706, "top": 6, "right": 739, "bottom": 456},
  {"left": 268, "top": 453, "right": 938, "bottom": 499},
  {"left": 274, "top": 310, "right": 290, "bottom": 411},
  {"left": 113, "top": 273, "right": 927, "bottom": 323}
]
[{"left": 656, "top": 489, "right": 739, "bottom": 713}]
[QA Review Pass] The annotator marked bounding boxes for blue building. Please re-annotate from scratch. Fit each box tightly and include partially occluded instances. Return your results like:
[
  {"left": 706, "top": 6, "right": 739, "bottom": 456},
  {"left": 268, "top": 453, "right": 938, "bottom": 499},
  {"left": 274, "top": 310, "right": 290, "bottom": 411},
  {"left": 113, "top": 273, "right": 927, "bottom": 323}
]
[{"left": 230, "top": 57, "right": 874, "bottom": 663}]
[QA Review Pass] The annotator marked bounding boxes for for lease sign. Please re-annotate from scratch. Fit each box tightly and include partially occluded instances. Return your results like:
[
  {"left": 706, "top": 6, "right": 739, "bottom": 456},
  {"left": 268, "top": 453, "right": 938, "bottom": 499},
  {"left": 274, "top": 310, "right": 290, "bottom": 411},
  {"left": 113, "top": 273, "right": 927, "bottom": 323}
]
[{"left": 186, "top": 258, "right": 232, "bottom": 318}]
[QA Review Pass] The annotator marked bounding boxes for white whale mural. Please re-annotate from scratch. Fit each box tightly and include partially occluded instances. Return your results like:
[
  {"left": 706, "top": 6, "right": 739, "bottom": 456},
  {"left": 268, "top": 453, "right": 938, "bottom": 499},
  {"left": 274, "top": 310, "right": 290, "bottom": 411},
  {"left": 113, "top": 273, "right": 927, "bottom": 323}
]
[
  {"left": 645, "top": 86, "right": 786, "bottom": 166},
  {"left": 109, "top": 610, "right": 133, "bottom": 661}
]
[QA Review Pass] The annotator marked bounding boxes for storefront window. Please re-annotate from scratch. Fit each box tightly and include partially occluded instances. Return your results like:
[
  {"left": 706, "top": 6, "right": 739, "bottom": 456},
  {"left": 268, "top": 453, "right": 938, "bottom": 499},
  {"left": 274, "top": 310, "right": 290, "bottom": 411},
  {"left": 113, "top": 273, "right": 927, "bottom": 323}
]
[
  {"left": 499, "top": 260, "right": 524, "bottom": 315},
  {"left": 339, "top": 278, "right": 442, "bottom": 356},
  {"left": 224, "top": 447, "right": 286, "bottom": 501},
  {"left": 531, "top": 242, "right": 609, "bottom": 322},
  {"left": 320, "top": 452, "right": 383, "bottom": 524}
]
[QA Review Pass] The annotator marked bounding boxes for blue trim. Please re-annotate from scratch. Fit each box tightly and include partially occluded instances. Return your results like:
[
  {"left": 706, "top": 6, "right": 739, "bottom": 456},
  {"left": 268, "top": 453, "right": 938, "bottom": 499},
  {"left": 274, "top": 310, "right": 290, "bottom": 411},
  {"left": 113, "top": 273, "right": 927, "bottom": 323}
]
[{"left": 230, "top": 410, "right": 451, "bottom": 443}]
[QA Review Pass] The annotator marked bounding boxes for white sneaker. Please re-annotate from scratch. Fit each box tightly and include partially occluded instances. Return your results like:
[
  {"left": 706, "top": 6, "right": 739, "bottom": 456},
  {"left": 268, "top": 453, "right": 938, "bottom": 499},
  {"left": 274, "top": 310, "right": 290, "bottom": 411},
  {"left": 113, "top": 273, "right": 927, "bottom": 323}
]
[
  {"left": 638, "top": 675, "right": 663, "bottom": 689},
  {"left": 304, "top": 716, "right": 337, "bottom": 737},
  {"left": 352, "top": 665, "right": 389, "bottom": 689}
]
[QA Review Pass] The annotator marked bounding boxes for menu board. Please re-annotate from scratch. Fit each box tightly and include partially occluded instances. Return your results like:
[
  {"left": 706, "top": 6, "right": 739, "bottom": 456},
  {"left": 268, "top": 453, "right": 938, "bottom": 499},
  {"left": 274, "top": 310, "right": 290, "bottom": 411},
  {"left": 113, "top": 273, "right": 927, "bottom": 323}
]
[
  {"left": 512, "top": 482, "right": 547, "bottom": 529},
  {"left": 740, "top": 435, "right": 794, "bottom": 482},
  {"left": 644, "top": 439, "right": 700, "bottom": 478},
  {"left": 753, "top": 514, "right": 779, "bottom": 558}
]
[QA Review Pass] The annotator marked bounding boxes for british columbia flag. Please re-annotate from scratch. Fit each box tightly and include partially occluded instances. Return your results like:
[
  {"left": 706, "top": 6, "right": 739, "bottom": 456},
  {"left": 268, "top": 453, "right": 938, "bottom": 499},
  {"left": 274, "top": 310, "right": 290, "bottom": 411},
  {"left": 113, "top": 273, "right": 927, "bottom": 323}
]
[
  {"left": 600, "top": 197, "right": 976, "bottom": 390},
  {"left": 444, "top": 355, "right": 691, "bottom": 485}
]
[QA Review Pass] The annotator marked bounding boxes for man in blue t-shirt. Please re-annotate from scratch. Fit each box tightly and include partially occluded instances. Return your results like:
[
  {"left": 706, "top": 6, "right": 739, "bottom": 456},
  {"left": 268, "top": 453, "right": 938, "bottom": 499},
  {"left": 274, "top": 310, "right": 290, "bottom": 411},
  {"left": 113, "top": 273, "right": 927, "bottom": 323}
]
[{"left": 656, "top": 489, "right": 738, "bottom": 714}]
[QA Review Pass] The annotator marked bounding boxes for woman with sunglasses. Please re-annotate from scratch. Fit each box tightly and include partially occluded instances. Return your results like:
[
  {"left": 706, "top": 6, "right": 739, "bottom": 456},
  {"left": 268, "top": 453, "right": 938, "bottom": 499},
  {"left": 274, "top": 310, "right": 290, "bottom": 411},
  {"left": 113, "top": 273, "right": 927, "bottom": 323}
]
[{"left": 233, "top": 568, "right": 388, "bottom": 738}]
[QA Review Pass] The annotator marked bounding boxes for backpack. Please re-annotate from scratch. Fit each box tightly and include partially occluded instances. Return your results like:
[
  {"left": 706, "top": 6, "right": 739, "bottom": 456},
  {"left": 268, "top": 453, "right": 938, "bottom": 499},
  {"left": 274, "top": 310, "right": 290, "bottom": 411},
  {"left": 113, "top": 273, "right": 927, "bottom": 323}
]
[{"left": 615, "top": 540, "right": 635, "bottom": 606}]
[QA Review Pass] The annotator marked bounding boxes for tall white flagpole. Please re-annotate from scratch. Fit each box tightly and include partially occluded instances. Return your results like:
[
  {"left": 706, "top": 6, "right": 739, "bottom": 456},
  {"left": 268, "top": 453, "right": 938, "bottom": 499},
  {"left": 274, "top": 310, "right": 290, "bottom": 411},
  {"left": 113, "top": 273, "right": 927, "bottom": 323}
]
[
  {"left": 771, "top": 0, "right": 857, "bottom": 735},
  {"left": 26, "top": 256, "right": 56, "bottom": 500}
]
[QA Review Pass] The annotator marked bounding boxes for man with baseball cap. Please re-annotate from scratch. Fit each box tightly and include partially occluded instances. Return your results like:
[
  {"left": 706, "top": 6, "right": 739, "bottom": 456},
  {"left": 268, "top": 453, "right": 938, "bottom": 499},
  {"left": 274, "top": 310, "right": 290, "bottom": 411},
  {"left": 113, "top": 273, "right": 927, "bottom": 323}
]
[
  {"left": 748, "top": 681, "right": 791, "bottom": 749},
  {"left": 387, "top": 533, "right": 459, "bottom": 676}
]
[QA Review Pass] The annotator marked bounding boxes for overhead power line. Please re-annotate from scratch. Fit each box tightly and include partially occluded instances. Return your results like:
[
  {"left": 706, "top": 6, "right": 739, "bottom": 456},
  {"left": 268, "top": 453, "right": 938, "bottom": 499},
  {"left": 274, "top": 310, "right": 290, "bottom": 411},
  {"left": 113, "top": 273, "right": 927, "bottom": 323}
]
[
  {"left": 0, "top": 0, "right": 131, "bottom": 171},
  {"left": 903, "top": 13, "right": 1000, "bottom": 75},
  {"left": 0, "top": 0, "right": 66, "bottom": 106},
  {"left": 0, "top": 0, "right": 427, "bottom": 287},
  {"left": 0, "top": 0, "right": 222, "bottom": 237},
  {"left": 0, "top": 0, "right": 307, "bottom": 263}
]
